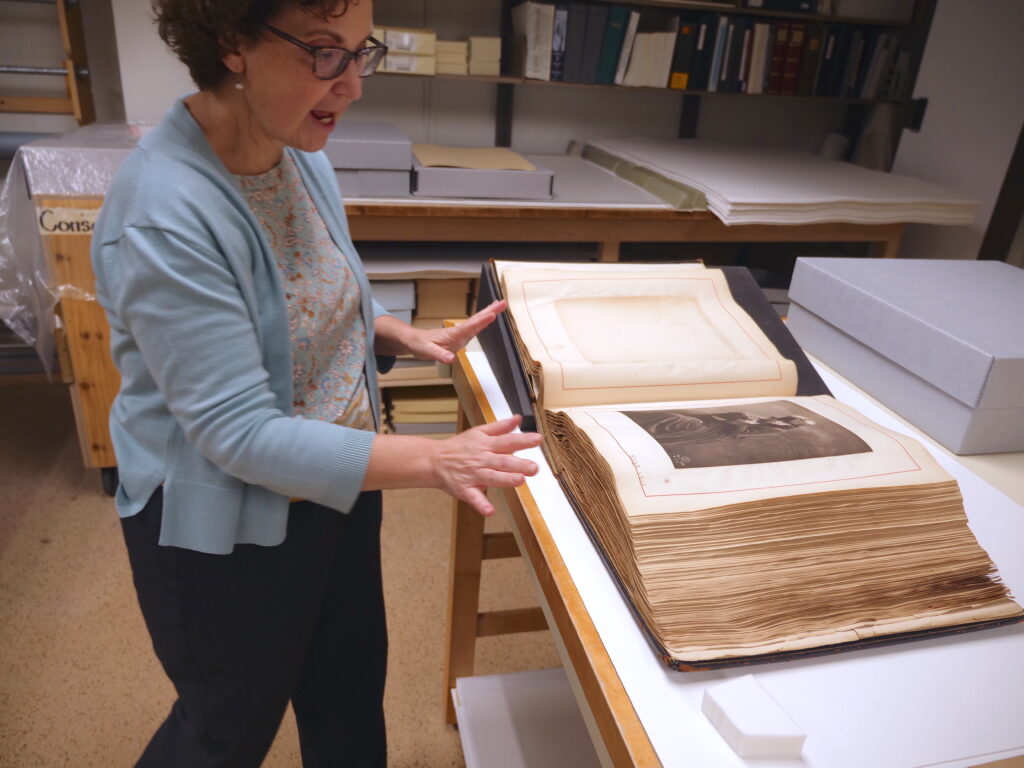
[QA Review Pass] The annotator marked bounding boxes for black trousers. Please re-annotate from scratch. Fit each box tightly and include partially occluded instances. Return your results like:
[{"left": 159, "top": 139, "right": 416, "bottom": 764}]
[{"left": 121, "top": 489, "right": 387, "bottom": 768}]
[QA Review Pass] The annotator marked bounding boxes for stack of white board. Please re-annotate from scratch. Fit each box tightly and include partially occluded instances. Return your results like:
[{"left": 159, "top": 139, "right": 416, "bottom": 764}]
[{"left": 583, "top": 137, "right": 978, "bottom": 226}]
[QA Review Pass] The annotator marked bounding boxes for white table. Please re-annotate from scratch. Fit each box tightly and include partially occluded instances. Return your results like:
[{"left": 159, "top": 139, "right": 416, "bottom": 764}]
[{"left": 453, "top": 341, "right": 1024, "bottom": 768}]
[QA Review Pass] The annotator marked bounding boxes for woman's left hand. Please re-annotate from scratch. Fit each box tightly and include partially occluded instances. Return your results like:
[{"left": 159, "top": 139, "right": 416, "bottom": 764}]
[{"left": 374, "top": 299, "right": 507, "bottom": 362}]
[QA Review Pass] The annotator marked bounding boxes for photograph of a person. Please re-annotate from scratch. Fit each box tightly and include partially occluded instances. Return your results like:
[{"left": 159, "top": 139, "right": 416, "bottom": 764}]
[{"left": 623, "top": 400, "right": 872, "bottom": 469}]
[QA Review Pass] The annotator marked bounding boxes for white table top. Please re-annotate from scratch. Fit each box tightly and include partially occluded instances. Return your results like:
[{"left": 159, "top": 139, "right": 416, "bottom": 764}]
[{"left": 464, "top": 342, "right": 1024, "bottom": 768}]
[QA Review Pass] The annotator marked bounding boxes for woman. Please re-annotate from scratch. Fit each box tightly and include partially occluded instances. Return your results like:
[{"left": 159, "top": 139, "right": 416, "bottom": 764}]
[{"left": 90, "top": 0, "right": 542, "bottom": 765}]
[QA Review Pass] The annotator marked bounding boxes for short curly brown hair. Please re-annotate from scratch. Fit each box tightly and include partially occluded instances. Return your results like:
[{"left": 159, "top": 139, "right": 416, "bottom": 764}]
[{"left": 154, "top": 0, "right": 355, "bottom": 90}]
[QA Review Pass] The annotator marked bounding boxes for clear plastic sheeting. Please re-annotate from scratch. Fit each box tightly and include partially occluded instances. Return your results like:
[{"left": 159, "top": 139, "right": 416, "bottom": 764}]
[{"left": 0, "top": 123, "right": 138, "bottom": 373}]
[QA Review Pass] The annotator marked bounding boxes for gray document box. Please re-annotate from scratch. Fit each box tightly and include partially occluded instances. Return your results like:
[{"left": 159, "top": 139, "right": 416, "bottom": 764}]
[
  {"left": 323, "top": 120, "right": 412, "bottom": 171},
  {"left": 412, "top": 158, "right": 554, "bottom": 200},
  {"left": 787, "top": 257, "right": 1024, "bottom": 455}
]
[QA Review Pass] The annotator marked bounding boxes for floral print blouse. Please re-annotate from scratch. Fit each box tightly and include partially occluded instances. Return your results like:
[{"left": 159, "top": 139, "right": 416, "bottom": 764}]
[{"left": 237, "top": 152, "right": 374, "bottom": 431}]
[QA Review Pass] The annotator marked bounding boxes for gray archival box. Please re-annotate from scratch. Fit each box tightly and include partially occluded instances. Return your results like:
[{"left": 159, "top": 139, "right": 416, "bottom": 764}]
[
  {"left": 412, "top": 158, "right": 554, "bottom": 200},
  {"left": 787, "top": 257, "right": 1024, "bottom": 454},
  {"left": 323, "top": 120, "right": 413, "bottom": 170}
]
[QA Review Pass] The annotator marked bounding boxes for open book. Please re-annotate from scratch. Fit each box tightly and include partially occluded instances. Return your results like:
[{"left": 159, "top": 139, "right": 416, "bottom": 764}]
[{"left": 481, "top": 260, "right": 1022, "bottom": 669}]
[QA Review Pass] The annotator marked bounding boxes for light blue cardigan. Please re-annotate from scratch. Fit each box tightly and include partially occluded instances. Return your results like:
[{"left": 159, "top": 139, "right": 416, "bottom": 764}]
[{"left": 91, "top": 97, "right": 391, "bottom": 554}]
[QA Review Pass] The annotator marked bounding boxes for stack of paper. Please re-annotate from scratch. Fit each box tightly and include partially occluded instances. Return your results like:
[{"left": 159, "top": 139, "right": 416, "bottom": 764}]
[
  {"left": 386, "top": 385, "right": 459, "bottom": 436},
  {"left": 584, "top": 137, "right": 978, "bottom": 226}
]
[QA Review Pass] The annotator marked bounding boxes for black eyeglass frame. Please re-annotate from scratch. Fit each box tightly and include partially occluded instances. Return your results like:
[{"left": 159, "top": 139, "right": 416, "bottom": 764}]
[{"left": 260, "top": 23, "right": 387, "bottom": 79}]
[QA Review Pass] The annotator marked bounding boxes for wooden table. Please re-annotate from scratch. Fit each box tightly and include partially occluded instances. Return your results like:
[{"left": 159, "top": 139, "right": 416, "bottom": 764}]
[
  {"left": 347, "top": 198, "right": 905, "bottom": 262},
  {"left": 443, "top": 345, "right": 660, "bottom": 768}
]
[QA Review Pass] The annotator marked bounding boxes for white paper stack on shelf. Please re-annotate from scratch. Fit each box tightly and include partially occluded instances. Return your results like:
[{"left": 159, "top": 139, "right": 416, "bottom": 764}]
[{"left": 583, "top": 137, "right": 979, "bottom": 226}]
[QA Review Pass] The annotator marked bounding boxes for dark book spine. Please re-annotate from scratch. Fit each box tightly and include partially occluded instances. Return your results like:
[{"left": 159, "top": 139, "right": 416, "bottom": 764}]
[
  {"left": 718, "top": 19, "right": 737, "bottom": 92},
  {"left": 689, "top": 14, "right": 718, "bottom": 91},
  {"left": 853, "top": 27, "right": 879, "bottom": 97},
  {"left": 780, "top": 22, "right": 806, "bottom": 95},
  {"left": 550, "top": 4, "right": 569, "bottom": 82},
  {"left": 765, "top": 22, "right": 790, "bottom": 95},
  {"left": 814, "top": 25, "right": 836, "bottom": 96},
  {"left": 668, "top": 17, "right": 699, "bottom": 90},
  {"left": 736, "top": 19, "right": 754, "bottom": 92},
  {"left": 741, "top": 0, "right": 814, "bottom": 12},
  {"left": 579, "top": 3, "right": 609, "bottom": 84},
  {"left": 562, "top": 3, "right": 589, "bottom": 83},
  {"left": 596, "top": 5, "right": 630, "bottom": 84},
  {"left": 797, "top": 23, "right": 823, "bottom": 97},
  {"left": 826, "top": 25, "right": 853, "bottom": 97}
]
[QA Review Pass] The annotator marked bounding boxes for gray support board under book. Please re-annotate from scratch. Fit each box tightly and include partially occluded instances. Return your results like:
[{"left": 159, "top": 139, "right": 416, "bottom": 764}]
[{"left": 787, "top": 257, "right": 1024, "bottom": 454}]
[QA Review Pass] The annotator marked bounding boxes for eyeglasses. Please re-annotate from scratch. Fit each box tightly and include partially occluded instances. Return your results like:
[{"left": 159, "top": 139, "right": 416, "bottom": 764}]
[{"left": 261, "top": 23, "right": 388, "bottom": 79}]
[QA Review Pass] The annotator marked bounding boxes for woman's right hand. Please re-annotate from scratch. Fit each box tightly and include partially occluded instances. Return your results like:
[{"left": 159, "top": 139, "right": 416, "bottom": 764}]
[{"left": 432, "top": 415, "right": 544, "bottom": 516}]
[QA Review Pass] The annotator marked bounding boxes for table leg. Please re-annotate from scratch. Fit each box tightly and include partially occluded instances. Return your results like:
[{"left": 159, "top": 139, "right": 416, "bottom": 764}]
[{"left": 442, "top": 407, "right": 486, "bottom": 725}]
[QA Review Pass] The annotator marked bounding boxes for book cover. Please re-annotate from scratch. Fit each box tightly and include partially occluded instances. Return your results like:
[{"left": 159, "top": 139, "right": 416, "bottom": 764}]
[
  {"left": 723, "top": 19, "right": 747, "bottom": 93},
  {"left": 550, "top": 3, "right": 569, "bottom": 81},
  {"left": 562, "top": 2, "right": 589, "bottom": 83},
  {"left": 579, "top": 3, "right": 610, "bottom": 84},
  {"left": 596, "top": 5, "right": 630, "bottom": 84},
  {"left": 780, "top": 22, "right": 806, "bottom": 96}
]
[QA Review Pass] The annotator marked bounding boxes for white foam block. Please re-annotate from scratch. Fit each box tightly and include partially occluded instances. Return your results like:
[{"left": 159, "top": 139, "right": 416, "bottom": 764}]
[{"left": 701, "top": 675, "right": 806, "bottom": 759}]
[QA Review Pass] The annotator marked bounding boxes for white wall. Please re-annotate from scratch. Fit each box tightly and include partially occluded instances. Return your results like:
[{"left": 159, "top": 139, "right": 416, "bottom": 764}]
[
  {"left": 109, "top": 0, "right": 194, "bottom": 124},
  {"left": 892, "top": 0, "right": 1024, "bottom": 260}
]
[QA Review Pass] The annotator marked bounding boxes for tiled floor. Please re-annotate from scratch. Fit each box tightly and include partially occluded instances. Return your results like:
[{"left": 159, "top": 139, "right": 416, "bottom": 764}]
[{"left": 0, "top": 383, "right": 559, "bottom": 767}]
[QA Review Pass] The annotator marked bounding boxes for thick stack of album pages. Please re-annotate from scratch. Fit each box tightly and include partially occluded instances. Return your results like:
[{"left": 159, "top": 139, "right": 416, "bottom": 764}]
[
  {"left": 489, "top": 260, "right": 1021, "bottom": 669},
  {"left": 583, "top": 137, "right": 978, "bottom": 225}
]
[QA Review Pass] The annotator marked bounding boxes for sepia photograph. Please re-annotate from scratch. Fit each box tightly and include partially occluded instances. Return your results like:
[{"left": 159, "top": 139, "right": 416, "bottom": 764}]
[{"left": 623, "top": 400, "right": 872, "bottom": 469}]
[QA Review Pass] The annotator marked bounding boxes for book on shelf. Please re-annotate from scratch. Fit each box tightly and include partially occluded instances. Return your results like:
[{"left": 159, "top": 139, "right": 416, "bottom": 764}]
[
  {"left": 734, "top": 19, "right": 755, "bottom": 93},
  {"left": 562, "top": 2, "right": 589, "bottom": 82},
  {"left": 550, "top": 3, "right": 569, "bottom": 81},
  {"left": 668, "top": 17, "right": 698, "bottom": 90},
  {"left": 780, "top": 22, "right": 806, "bottom": 95},
  {"left": 511, "top": 1, "right": 555, "bottom": 80},
  {"left": 612, "top": 9, "right": 641, "bottom": 85},
  {"left": 741, "top": 0, "right": 814, "bottom": 12},
  {"left": 797, "top": 23, "right": 824, "bottom": 96},
  {"left": 596, "top": 4, "right": 630, "bottom": 85},
  {"left": 578, "top": 3, "right": 610, "bottom": 84},
  {"left": 687, "top": 13, "right": 720, "bottom": 91},
  {"left": 706, "top": 14, "right": 729, "bottom": 92},
  {"left": 476, "top": 259, "right": 1023, "bottom": 670},
  {"left": 765, "top": 22, "right": 789, "bottom": 94},
  {"left": 745, "top": 22, "right": 771, "bottom": 94}
]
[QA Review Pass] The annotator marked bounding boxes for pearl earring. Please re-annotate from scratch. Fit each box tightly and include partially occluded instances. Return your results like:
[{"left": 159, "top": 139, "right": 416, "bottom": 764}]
[{"left": 235, "top": 76, "right": 244, "bottom": 90}]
